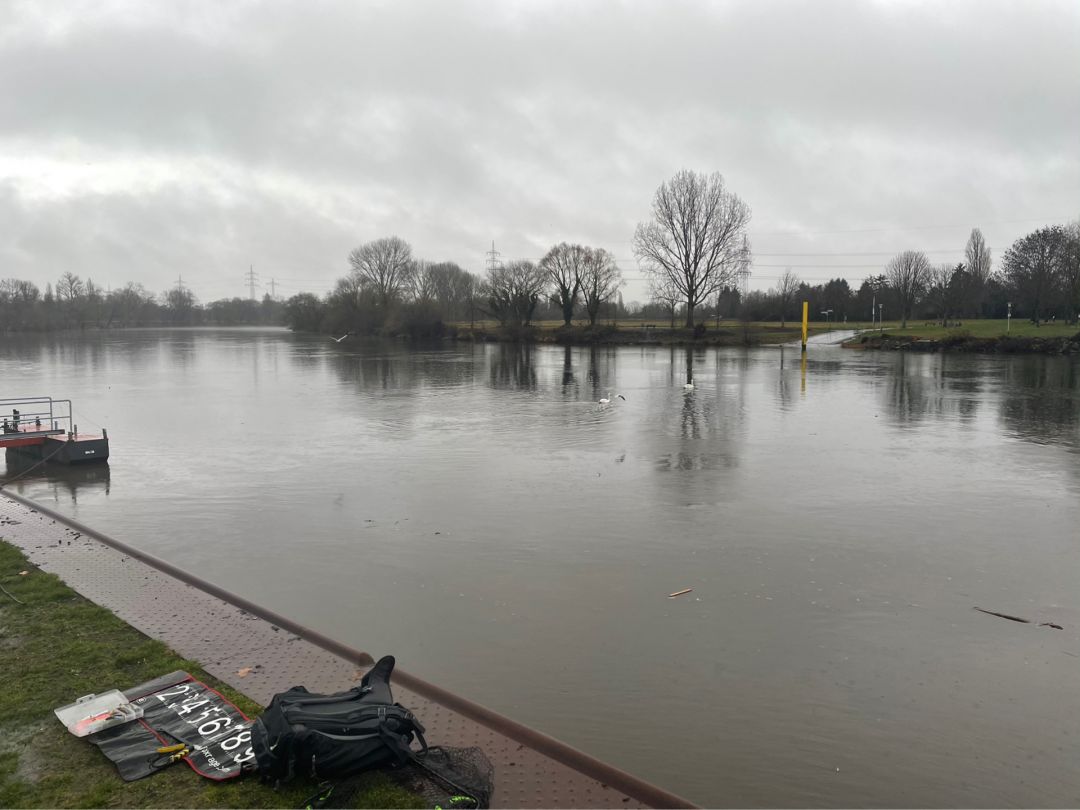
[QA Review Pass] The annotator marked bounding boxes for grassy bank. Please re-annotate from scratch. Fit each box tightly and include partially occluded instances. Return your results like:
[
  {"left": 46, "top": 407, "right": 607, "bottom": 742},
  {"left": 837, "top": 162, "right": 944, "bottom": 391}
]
[
  {"left": 855, "top": 319, "right": 1079, "bottom": 340},
  {"left": 452, "top": 318, "right": 841, "bottom": 345},
  {"left": 0, "top": 540, "right": 421, "bottom": 809},
  {"left": 845, "top": 319, "right": 1080, "bottom": 354}
]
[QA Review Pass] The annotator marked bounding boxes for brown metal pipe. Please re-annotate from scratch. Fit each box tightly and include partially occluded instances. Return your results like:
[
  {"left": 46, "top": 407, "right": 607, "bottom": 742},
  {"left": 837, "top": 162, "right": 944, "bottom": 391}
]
[{"left": 1, "top": 490, "right": 696, "bottom": 808}]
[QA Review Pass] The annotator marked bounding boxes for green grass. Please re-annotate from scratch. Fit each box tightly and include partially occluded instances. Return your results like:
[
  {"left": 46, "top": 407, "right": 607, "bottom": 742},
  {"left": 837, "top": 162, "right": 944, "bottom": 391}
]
[
  {"left": 861, "top": 318, "right": 1079, "bottom": 340},
  {"left": 0, "top": 540, "right": 423, "bottom": 809}
]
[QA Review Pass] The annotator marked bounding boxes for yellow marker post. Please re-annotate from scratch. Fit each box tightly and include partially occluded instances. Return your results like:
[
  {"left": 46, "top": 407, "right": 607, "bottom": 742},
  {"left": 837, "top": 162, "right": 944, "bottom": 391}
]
[{"left": 801, "top": 301, "right": 809, "bottom": 351}]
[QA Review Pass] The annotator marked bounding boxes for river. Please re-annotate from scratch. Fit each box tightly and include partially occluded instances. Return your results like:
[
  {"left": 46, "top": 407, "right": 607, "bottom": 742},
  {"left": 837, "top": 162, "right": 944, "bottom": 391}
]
[{"left": 2, "top": 328, "right": 1078, "bottom": 807}]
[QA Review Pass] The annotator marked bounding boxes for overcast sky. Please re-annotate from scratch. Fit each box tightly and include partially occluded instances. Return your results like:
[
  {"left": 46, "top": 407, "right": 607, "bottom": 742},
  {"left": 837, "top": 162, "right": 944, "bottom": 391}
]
[{"left": 1, "top": 0, "right": 1077, "bottom": 304}]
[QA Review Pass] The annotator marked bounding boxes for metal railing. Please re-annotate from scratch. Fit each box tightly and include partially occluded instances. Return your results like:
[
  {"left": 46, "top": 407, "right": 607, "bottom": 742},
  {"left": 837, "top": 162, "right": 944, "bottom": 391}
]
[{"left": 0, "top": 396, "right": 73, "bottom": 435}]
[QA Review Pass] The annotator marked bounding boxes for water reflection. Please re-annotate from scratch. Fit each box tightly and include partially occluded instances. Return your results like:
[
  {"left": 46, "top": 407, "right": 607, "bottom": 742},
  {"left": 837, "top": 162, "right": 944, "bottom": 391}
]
[
  {"left": 488, "top": 343, "right": 537, "bottom": 390},
  {"left": 4, "top": 454, "right": 111, "bottom": 503},
  {"left": 2, "top": 331, "right": 1080, "bottom": 808},
  {"left": 999, "top": 356, "right": 1080, "bottom": 446}
]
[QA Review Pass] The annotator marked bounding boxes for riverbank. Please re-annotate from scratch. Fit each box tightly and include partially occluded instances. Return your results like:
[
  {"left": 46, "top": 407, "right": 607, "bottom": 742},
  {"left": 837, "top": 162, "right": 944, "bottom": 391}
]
[
  {"left": 848, "top": 329, "right": 1080, "bottom": 354},
  {"left": 451, "top": 320, "right": 831, "bottom": 346},
  {"left": 0, "top": 539, "right": 417, "bottom": 808},
  {"left": 0, "top": 492, "right": 687, "bottom": 809}
]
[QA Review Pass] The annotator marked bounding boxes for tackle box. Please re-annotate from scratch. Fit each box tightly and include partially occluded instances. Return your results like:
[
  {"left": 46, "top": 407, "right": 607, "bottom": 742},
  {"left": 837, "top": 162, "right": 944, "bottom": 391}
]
[{"left": 54, "top": 690, "right": 144, "bottom": 737}]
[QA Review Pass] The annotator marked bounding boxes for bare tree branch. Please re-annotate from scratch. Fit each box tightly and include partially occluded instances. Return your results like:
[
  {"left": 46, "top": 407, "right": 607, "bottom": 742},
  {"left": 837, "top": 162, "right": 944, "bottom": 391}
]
[
  {"left": 884, "top": 250, "right": 932, "bottom": 328},
  {"left": 347, "top": 236, "right": 413, "bottom": 308},
  {"left": 633, "top": 170, "right": 751, "bottom": 328}
]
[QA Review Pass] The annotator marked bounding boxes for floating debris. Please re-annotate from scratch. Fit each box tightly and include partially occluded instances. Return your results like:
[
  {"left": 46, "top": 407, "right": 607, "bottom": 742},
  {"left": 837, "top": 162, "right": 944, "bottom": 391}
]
[
  {"left": 973, "top": 607, "right": 1030, "bottom": 624},
  {"left": 974, "top": 607, "right": 1063, "bottom": 629},
  {"left": 668, "top": 588, "right": 693, "bottom": 598}
]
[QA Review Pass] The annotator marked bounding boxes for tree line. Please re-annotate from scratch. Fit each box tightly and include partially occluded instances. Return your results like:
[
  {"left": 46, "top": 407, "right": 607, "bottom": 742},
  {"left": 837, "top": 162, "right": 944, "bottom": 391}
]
[
  {"left": 3, "top": 170, "right": 1077, "bottom": 336},
  {"left": 736, "top": 222, "right": 1080, "bottom": 328},
  {"left": 0, "top": 272, "right": 284, "bottom": 331},
  {"left": 280, "top": 237, "right": 628, "bottom": 337}
]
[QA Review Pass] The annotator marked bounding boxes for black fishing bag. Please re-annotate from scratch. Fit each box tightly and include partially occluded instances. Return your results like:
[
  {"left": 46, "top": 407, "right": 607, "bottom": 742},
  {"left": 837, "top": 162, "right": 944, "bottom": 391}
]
[{"left": 250, "top": 655, "right": 427, "bottom": 782}]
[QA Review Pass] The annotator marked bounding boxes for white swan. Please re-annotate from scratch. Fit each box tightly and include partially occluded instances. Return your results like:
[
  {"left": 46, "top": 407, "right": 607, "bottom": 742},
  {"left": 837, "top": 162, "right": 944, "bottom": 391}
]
[
  {"left": 598, "top": 392, "right": 626, "bottom": 405},
  {"left": 683, "top": 382, "right": 694, "bottom": 390}
]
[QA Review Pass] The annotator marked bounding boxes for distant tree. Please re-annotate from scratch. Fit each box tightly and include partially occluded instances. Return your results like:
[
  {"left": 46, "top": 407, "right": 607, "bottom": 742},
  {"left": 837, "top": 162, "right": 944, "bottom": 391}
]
[
  {"left": 964, "top": 228, "right": 993, "bottom": 317},
  {"left": 855, "top": 275, "right": 888, "bottom": 323},
  {"left": 633, "top": 170, "right": 752, "bottom": 328},
  {"left": 926, "top": 263, "right": 964, "bottom": 325},
  {"left": 648, "top": 275, "right": 682, "bottom": 328},
  {"left": 820, "top": 277, "right": 853, "bottom": 321},
  {"left": 539, "top": 243, "right": 585, "bottom": 326},
  {"left": 57, "top": 272, "right": 84, "bottom": 303},
  {"left": 884, "top": 251, "right": 932, "bottom": 328},
  {"left": 347, "top": 236, "right": 413, "bottom": 308},
  {"left": 485, "top": 260, "right": 547, "bottom": 327},
  {"left": 1001, "top": 225, "right": 1067, "bottom": 325},
  {"left": 422, "top": 262, "right": 478, "bottom": 323},
  {"left": 1061, "top": 221, "right": 1080, "bottom": 324},
  {"left": 1, "top": 279, "right": 40, "bottom": 304},
  {"left": 162, "top": 286, "right": 198, "bottom": 325},
  {"left": 106, "top": 283, "right": 154, "bottom": 327},
  {"left": 283, "top": 292, "right": 326, "bottom": 332},
  {"left": 579, "top": 248, "right": 622, "bottom": 326},
  {"left": 774, "top": 268, "right": 800, "bottom": 327},
  {"left": 406, "top": 260, "right": 435, "bottom": 303}
]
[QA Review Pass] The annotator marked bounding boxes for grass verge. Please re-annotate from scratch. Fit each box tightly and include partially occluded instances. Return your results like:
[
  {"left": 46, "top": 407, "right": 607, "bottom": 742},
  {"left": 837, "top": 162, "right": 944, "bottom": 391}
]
[{"left": 0, "top": 539, "right": 422, "bottom": 809}]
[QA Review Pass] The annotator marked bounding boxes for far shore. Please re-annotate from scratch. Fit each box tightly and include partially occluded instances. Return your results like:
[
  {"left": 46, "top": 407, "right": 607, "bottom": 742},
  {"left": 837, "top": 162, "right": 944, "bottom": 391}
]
[{"left": 842, "top": 319, "right": 1080, "bottom": 355}]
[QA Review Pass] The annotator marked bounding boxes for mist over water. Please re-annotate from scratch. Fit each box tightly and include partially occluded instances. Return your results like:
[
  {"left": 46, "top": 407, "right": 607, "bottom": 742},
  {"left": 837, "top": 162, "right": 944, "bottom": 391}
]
[{"left": 3, "top": 328, "right": 1079, "bottom": 807}]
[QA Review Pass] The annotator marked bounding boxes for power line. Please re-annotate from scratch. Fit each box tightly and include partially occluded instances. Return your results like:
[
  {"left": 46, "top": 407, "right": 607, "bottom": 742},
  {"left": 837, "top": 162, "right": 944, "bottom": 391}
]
[
  {"left": 486, "top": 241, "right": 501, "bottom": 273},
  {"left": 245, "top": 265, "right": 258, "bottom": 300}
]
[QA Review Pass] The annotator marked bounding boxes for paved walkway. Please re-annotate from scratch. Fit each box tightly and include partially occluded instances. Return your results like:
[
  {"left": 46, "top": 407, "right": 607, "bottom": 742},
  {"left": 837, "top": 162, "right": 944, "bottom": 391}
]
[{"left": 1, "top": 492, "right": 692, "bottom": 808}]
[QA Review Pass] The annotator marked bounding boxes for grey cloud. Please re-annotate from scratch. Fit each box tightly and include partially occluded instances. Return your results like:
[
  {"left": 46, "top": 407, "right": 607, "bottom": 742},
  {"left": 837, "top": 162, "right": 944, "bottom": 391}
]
[{"left": 0, "top": 0, "right": 1077, "bottom": 299}]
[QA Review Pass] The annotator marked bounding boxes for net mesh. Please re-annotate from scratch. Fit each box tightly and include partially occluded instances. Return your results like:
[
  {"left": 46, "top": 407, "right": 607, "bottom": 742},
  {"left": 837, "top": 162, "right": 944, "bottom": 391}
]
[
  {"left": 394, "top": 746, "right": 495, "bottom": 809},
  {"left": 315, "top": 746, "right": 494, "bottom": 809}
]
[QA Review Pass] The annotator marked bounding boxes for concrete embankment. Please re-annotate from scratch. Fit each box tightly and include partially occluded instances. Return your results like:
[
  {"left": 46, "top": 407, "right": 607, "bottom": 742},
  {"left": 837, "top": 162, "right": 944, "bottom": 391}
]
[{"left": 0, "top": 490, "right": 694, "bottom": 809}]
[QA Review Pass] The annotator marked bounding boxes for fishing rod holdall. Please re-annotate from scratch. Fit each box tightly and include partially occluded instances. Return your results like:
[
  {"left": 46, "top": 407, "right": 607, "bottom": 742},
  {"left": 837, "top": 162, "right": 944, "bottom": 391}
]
[{"left": 250, "top": 655, "right": 427, "bottom": 781}]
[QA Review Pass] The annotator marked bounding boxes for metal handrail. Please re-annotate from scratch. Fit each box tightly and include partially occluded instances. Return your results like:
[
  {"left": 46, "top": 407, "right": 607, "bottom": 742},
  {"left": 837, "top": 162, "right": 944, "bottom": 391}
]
[{"left": 0, "top": 397, "right": 75, "bottom": 433}]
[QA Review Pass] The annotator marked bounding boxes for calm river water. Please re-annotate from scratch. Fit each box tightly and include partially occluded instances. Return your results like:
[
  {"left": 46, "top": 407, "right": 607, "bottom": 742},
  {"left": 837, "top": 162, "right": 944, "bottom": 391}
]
[{"left": 2, "top": 328, "right": 1079, "bottom": 807}]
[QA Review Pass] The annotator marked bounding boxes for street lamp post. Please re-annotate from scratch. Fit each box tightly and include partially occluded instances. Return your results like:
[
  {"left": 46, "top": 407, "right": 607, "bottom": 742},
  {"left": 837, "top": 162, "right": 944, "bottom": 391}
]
[
  {"left": 1007, "top": 301, "right": 1012, "bottom": 333},
  {"left": 878, "top": 303, "right": 884, "bottom": 334}
]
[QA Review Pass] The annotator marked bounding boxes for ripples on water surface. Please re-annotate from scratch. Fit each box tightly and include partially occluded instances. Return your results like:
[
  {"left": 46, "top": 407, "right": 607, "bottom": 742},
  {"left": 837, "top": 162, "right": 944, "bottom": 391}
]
[{"left": 3, "top": 328, "right": 1079, "bottom": 807}]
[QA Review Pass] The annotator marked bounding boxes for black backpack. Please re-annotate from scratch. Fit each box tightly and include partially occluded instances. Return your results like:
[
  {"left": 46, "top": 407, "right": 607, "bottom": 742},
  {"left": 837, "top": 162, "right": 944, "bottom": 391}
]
[{"left": 250, "top": 655, "right": 427, "bottom": 782}]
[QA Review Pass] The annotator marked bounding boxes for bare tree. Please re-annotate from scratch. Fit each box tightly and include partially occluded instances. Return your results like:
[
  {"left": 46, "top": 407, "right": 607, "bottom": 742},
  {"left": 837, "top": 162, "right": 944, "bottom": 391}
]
[
  {"left": 774, "top": 268, "right": 800, "bottom": 327},
  {"left": 1002, "top": 225, "right": 1066, "bottom": 326},
  {"left": 539, "top": 243, "right": 585, "bottom": 326},
  {"left": 57, "top": 272, "right": 84, "bottom": 303},
  {"left": 648, "top": 275, "right": 682, "bottom": 328},
  {"left": 633, "top": 170, "right": 752, "bottom": 328},
  {"left": 425, "top": 262, "right": 476, "bottom": 322},
  {"left": 884, "top": 251, "right": 931, "bottom": 328},
  {"left": 407, "top": 260, "right": 436, "bottom": 303},
  {"left": 964, "top": 228, "right": 992, "bottom": 316},
  {"left": 106, "top": 283, "right": 154, "bottom": 327},
  {"left": 485, "top": 260, "right": 547, "bottom": 327},
  {"left": 579, "top": 248, "right": 622, "bottom": 326},
  {"left": 347, "top": 236, "right": 413, "bottom": 308},
  {"left": 927, "top": 263, "right": 963, "bottom": 326}
]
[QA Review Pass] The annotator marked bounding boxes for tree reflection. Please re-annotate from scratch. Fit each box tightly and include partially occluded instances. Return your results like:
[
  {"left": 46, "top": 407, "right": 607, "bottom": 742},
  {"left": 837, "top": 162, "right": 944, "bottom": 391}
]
[
  {"left": 998, "top": 356, "right": 1080, "bottom": 446},
  {"left": 489, "top": 343, "right": 538, "bottom": 390}
]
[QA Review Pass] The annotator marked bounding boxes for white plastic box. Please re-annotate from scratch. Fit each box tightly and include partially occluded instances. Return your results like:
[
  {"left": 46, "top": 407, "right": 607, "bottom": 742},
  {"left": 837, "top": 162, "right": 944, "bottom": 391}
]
[{"left": 53, "top": 690, "right": 144, "bottom": 737}]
